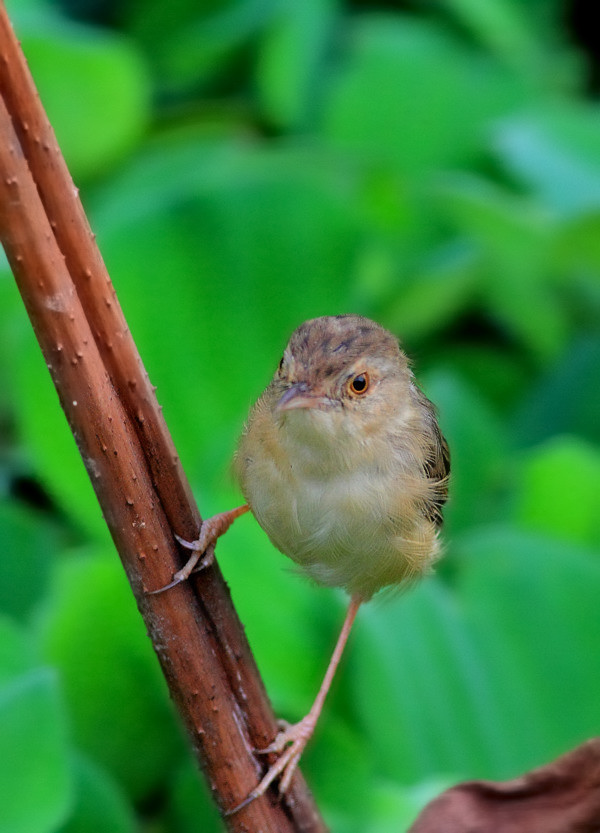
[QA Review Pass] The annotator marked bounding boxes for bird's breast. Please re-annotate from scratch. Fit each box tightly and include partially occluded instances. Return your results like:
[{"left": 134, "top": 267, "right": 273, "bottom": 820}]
[{"left": 236, "top": 409, "right": 439, "bottom": 598}]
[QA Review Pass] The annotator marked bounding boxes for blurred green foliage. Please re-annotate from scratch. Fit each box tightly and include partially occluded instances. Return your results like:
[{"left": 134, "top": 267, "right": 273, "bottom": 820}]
[{"left": 1, "top": 0, "right": 599, "bottom": 830}]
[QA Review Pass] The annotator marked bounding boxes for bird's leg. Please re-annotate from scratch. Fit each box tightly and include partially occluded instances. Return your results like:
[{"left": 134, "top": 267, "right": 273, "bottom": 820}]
[
  {"left": 148, "top": 504, "right": 249, "bottom": 594},
  {"left": 226, "top": 594, "right": 362, "bottom": 816}
]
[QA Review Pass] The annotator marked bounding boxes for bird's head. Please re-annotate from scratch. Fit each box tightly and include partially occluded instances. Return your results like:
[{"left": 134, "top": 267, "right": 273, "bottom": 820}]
[{"left": 271, "top": 315, "right": 414, "bottom": 453}]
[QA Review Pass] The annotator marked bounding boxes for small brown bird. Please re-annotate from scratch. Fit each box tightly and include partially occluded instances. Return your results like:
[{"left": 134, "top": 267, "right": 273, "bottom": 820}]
[{"left": 162, "top": 314, "right": 450, "bottom": 812}]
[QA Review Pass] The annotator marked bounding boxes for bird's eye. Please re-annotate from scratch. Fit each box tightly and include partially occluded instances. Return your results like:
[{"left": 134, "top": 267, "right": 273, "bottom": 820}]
[
  {"left": 349, "top": 372, "right": 370, "bottom": 395},
  {"left": 278, "top": 356, "right": 285, "bottom": 372}
]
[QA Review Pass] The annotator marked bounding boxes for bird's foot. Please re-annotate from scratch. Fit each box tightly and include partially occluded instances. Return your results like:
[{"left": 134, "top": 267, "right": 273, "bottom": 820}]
[
  {"left": 225, "top": 715, "right": 317, "bottom": 816},
  {"left": 147, "top": 504, "right": 249, "bottom": 594}
]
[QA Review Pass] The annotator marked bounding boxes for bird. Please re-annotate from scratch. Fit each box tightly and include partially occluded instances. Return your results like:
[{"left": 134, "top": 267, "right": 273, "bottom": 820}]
[{"left": 157, "top": 314, "right": 450, "bottom": 813}]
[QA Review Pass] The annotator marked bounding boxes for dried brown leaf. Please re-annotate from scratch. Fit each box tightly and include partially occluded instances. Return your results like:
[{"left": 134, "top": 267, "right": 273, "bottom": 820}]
[{"left": 409, "top": 739, "right": 600, "bottom": 833}]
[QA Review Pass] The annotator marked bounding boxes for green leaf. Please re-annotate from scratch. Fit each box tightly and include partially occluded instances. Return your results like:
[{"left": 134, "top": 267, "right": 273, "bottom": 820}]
[
  {"left": 420, "top": 370, "right": 508, "bottom": 535},
  {"left": 385, "top": 242, "right": 480, "bottom": 342},
  {"left": 351, "top": 580, "right": 501, "bottom": 784},
  {"left": 59, "top": 753, "right": 137, "bottom": 833},
  {"left": 554, "top": 210, "right": 600, "bottom": 275},
  {"left": 440, "top": 0, "right": 575, "bottom": 87},
  {"left": 320, "top": 15, "right": 535, "bottom": 174},
  {"left": 0, "top": 615, "right": 37, "bottom": 686},
  {"left": 0, "top": 668, "right": 72, "bottom": 833},
  {"left": 15, "top": 9, "right": 150, "bottom": 179},
  {"left": 0, "top": 501, "right": 59, "bottom": 621},
  {"left": 165, "top": 757, "right": 222, "bottom": 833},
  {"left": 365, "top": 777, "right": 455, "bottom": 833},
  {"left": 442, "top": 0, "right": 539, "bottom": 67},
  {"left": 511, "top": 435, "right": 600, "bottom": 548},
  {"left": 124, "top": 0, "right": 277, "bottom": 92},
  {"left": 437, "top": 174, "right": 567, "bottom": 359},
  {"left": 455, "top": 526, "right": 600, "bottom": 772},
  {"left": 256, "top": 0, "right": 337, "bottom": 129},
  {"left": 514, "top": 336, "right": 600, "bottom": 446},
  {"left": 495, "top": 103, "right": 600, "bottom": 215},
  {"left": 36, "top": 551, "right": 182, "bottom": 801},
  {"left": 304, "top": 716, "right": 371, "bottom": 831},
  {"left": 352, "top": 524, "right": 600, "bottom": 798},
  {"left": 0, "top": 266, "right": 28, "bottom": 442},
  {"left": 433, "top": 344, "right": 529, "bottom": 414}
]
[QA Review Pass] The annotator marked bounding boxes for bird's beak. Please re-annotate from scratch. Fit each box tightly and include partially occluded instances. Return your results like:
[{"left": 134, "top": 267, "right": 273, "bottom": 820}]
[{"left": 277, "top": 383, "right": 330, "bottom": 411}]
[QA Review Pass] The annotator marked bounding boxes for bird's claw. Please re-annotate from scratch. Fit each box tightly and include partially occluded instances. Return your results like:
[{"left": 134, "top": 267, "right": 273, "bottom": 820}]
[
  {"left": 146, "top": 535, "right": 214, "bottom": 595},
  {"left": 174, "top": 533, "right": 203, "bottom": 551},
  {"left": 146, "top": 505, "right": 249, "bottom": 596},
  {"left": 255, "top": 720, "right": 292, "bottom": 754},
  {"left": 225, "top": 717, "right": 316, "bottom": 816}
]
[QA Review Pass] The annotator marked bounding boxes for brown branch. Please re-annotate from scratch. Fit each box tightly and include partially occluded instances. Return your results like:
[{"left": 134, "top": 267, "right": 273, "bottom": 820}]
[{"left": 0, "top": 6, "right": 326, "bottom": 831}]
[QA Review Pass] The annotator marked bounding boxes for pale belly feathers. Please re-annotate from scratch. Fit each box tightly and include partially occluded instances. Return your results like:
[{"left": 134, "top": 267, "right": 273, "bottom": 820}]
[{"left": 236, "top": 406, "right": 439, "bottom": 599}]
